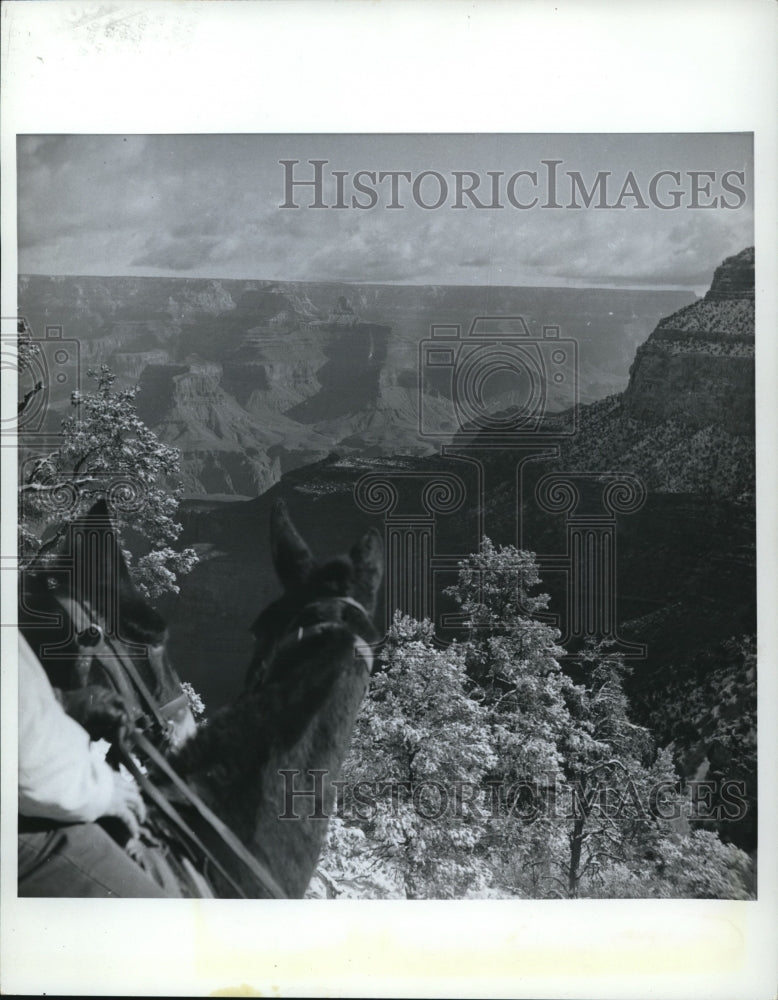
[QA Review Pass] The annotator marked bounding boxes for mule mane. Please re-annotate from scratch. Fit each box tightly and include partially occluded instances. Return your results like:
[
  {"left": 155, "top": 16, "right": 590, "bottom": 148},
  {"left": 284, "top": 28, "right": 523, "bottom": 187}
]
[{"left": 114, "top": 595, "right": 168, "bottom": 646}]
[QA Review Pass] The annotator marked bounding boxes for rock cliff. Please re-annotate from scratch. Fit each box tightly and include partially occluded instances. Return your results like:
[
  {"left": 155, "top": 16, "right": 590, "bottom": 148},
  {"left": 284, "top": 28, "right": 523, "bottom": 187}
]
[
  {"left": 560, "top": 248, "right": 755, "bottom": 497},
  {"left": 134, "top": 357, "right": 334, "bottom": 496},
  {"left": 622, "top": 247, "right": 754, "bottom": 435}
]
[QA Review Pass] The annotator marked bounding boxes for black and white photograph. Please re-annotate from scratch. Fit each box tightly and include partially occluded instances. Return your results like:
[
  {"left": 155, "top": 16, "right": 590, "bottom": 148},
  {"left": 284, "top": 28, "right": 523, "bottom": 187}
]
[{"left": 2, "top": 2, "right": 776, "bottom": 997}]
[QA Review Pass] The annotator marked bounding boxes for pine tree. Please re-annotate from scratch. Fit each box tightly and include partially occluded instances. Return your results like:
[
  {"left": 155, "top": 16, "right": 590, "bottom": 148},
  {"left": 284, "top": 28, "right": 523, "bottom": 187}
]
[
  {"left": 315, "top": 538, "right": 754, "bottom": 899},
  {"left": 19, "top": 364, "right": 197, "bottom": 598},
  {"left": 447, "top": 540, "right": 753, "bottom": 899},
  {"left": 317, "top": 614, "right": 497, "bottom": 899}
]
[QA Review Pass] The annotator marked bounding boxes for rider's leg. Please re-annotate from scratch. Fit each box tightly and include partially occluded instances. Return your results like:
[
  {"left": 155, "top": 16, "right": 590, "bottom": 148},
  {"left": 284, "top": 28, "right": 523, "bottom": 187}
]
[{"left": 18, "top": 821, "right": 173, "bottom": 898}]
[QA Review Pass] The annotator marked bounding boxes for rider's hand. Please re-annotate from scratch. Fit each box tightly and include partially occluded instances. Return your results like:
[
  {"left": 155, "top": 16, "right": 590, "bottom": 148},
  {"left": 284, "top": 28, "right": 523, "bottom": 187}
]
[
  {"left": 62, "top": 686, "right": 132, "bottom": 743},
  {"left": 104, "top": 772, "right": 147, "bottom": 839}
]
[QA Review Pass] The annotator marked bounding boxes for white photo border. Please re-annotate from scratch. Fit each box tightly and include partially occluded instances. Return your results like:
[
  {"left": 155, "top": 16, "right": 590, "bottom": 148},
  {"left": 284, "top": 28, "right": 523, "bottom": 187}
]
[{"left": 1, "top": 2, "right": 776, "bottom": 997}]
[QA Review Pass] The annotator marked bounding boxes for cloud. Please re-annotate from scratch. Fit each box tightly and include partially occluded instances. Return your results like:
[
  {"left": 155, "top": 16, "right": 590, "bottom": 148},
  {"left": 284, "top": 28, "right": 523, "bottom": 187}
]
[
  {"left": 130, "top": 235, "right": 222, "bottom": 271},
  {"left": 514, "top": 208, "right": 753, "bottom": 287},
  {"left": 16, "top": 135, "right": 754, "bottom": 287}
]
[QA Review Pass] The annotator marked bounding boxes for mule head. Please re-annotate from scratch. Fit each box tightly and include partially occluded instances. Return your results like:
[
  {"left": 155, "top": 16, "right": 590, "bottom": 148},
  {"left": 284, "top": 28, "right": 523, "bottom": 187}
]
[
  {"left": 22, "top": 499, "right": 166, "bottom": 647},
  {"left": 22, "top": 500, "right": 163, "bottom": 644},
  {"left": 271, "top": 498, "right": 383, "bottom": 614},
  {"left": 247, "top": 499, "right": 383, "bottom": 689},
  {"left": 20, "top": 500, "right": 195, "bottom": 747}
]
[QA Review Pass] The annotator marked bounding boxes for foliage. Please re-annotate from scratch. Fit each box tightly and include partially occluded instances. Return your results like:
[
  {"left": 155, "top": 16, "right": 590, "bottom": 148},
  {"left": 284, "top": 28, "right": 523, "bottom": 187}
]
[
  {"left": 323, "top": 614, "right": 496, "bottom": 898},
  {"left": 180, "top": 681, "right": 206, "bottom": 720},
  {"left": 307, "top": 818, "right": 402, "bottom": 899},
  {"left": 648, "top": 830, "right": 753, "bottom": 899},
  {"left": 19, "top": 364, "right": 197, "bottom": 598},
  {"left": 315, "top": 538, "right": 754, "bottom": 900},
  {"left": 17, "top": 320, "right": 41, "bottom": 376},
  {"left": 648, "top": 636, "right": 756, "bottom": 776},
  {"left": 642, "top": 634, "right": 757, "bottom": 849}
]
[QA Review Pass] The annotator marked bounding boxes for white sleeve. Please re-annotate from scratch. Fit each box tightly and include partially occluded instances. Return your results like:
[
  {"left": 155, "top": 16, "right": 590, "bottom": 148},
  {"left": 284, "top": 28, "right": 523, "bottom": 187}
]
[{"left": 18, "top": 633, "right": 115, "bottom": 823}]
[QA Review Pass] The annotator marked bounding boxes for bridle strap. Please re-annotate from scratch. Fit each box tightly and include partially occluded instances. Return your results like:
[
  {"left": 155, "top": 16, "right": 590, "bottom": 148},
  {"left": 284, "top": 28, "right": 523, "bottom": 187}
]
[
  {"left": 273, "top": 595, "right": 376, "bottom": 676},
  {"left": 116, "top": 736, "right": 249, "bottom": 898},
  {"left": 158, "top": 691, "right": 190, "bottom": 718},
  {"left": 52, "top": 593, "right": 174, "bottom": 737},
  {"left": 274, "top": 621, "right": 374, "bottom": 676},
  {"left": 101, "top": 633, "right": 171, "bottom": 734},
  {"left": 353, "top": 638, "right": 375, "bottom": 675},
  {"left": 336, "top": 595, "right": 373, "bottom": 617}
]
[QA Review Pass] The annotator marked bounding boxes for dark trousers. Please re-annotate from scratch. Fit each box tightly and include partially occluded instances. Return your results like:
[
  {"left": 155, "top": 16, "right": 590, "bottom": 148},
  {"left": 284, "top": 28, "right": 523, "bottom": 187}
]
[{"left": 18, "top": 821, "right": 177, "bottom": 898}]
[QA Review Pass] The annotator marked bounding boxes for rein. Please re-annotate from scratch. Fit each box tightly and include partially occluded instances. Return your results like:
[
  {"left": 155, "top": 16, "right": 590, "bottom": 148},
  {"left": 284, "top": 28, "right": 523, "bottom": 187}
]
[
  {"left": 51, "top": 589, "right": 376, "bottom": 900},
  {"left": 51, "top": 591, "right": 286, "bottom": 898},
  {"left": 117, "top": 730, "right": 286, "bottom": 899}
]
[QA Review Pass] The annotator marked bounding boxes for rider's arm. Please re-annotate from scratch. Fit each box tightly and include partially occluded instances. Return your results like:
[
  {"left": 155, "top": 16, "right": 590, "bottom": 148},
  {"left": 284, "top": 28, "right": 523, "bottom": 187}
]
[{"left": 18, "top": 632, "right": 136, "bottom": 825}]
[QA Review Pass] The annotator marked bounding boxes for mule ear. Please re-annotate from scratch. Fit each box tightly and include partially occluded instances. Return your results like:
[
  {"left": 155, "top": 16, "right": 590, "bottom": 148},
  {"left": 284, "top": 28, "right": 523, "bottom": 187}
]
[
  {"left": 271, "top": 499, "right": 314, "bottom": 592},
  {"left": 350, "top": 528, "right": 383, "bottom": 616}
]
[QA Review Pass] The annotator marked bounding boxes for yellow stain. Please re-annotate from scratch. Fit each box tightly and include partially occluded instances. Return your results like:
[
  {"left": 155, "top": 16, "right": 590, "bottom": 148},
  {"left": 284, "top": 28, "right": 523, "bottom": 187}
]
[{"left": 210, "top": 985, "right": 271, "bottom": 998}]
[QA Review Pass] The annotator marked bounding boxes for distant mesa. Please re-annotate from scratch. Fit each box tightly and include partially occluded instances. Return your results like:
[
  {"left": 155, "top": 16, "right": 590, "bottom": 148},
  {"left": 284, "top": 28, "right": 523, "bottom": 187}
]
[
  {"left": 325, "top": 296, "right": 360, "bottom": 328},
  {"left": 16, "top": 272, "right": 708, "bottom": 497},
  {"left": 235, "top": 287, "right": 312, "bottom": 326}
]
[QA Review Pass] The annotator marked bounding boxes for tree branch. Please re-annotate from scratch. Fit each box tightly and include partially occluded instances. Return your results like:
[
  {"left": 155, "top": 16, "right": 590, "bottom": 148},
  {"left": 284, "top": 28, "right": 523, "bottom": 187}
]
[
  {"left": 540, "top": 874, "right": 569, "bottom": 897},
  {"left": 19, "top": 477, "right": 100, "bottom": 494},
  {"left": 32, "top": 523, "right": 69, "bottom": 559},
  {"left": 18, "top": 381, "right": 44, "bottom": 415}
]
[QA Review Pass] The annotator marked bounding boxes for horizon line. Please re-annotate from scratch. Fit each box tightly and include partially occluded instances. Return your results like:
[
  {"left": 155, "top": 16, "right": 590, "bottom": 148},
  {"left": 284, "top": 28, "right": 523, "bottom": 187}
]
[{"left": 17, "top": 272, "right": 704, "bottom": 296}]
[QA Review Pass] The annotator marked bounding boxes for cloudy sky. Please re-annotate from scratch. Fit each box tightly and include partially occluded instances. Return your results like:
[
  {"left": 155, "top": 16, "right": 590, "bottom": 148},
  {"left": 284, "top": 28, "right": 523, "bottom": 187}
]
[{"left": 17, "top": 133, "right": 753, "bottom": 292}]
